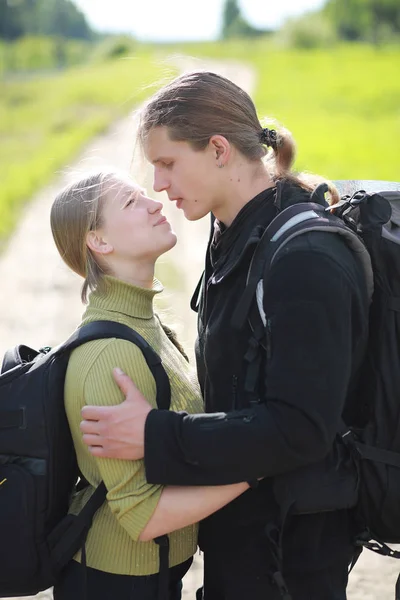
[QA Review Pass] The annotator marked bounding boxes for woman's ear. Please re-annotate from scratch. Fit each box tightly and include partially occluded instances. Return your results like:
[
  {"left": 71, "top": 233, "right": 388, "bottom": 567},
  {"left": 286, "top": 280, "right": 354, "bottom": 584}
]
[
  {"left": 86, "top": 230, "right": 113, "bottom": 256},
  {"left": 209, "top": 135, "right": 231, "bottom": 167}
]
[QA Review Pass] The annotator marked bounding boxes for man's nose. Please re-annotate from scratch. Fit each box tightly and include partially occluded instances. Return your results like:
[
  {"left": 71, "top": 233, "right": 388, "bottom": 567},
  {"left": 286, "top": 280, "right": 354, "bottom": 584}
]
[{"left": 153, "top": 170, "right": 169, "bottom": 193}]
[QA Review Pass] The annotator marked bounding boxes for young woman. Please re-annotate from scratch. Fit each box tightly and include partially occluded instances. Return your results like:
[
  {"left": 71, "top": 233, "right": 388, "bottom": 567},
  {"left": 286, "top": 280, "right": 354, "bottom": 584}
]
[
  {"left": 80, "top": 73, "right": 369, "bottom": 599},
  {"left": 50, "top": 170, "right": 248, "bottom": 600}
]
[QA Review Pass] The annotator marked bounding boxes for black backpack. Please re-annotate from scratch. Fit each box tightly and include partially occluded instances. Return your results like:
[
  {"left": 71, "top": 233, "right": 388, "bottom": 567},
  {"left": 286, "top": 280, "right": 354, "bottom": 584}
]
[
  {"left": 0, "top": 320, "right": 170, "bottom": 598},
  {"left": 231, "top": 179, "right": 400, "bottom": 592}
]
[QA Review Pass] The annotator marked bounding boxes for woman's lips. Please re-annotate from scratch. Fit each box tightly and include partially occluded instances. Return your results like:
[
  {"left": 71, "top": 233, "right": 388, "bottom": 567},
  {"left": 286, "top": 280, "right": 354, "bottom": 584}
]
[{"left": 154, "top": 216, "right": 167, "bottom": 226}]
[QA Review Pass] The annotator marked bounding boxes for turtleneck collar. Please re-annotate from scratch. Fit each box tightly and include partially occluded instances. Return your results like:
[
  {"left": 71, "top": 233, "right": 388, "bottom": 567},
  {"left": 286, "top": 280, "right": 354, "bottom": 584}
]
[{"left": 84, "top": 275, "right": 163, "bottom": 320}]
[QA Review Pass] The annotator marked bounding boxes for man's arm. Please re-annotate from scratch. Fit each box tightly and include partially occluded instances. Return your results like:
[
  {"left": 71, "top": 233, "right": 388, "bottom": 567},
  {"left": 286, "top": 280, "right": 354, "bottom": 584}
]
[
  {"left": 82, "top": 248, "right": 358, "bottom": 486},
  {"left": 144, "top": 248, "right": 356, "bottom": 485}
]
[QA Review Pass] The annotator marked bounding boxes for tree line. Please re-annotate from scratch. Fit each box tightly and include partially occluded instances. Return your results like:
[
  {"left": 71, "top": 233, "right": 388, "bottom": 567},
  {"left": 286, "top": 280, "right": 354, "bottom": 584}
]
[
  {"left": 222, "top": 0, "right": 400, "bottom": 42},
  {"left": 1, "top": 0, "right": 399, "bottom": 44},
  {"left": 324, "top": 0, "right": 400, "bottom": 43},
  {"left": 0, "top": 0, "right": 92, "bottom": 41}
]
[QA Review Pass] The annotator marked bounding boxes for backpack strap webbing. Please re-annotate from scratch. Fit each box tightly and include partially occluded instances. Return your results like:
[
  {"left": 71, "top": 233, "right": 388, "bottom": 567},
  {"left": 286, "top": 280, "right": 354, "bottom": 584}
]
[
  {"left": 154, "top": 534, "right": 170, "bottom": 600},
  {"left": 49, "top": 481, "right": 107, "bottom": 572}
]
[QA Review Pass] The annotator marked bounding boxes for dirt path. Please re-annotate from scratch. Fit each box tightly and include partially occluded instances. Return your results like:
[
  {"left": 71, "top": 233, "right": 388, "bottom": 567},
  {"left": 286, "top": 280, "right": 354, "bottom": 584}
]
[{"left": 1, "top": 57, "right": 397, "bottom": 599}]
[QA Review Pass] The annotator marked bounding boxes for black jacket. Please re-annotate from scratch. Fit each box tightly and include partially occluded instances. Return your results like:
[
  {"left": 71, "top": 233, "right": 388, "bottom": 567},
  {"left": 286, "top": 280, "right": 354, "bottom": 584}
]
[{"left": 144, "top": 184, "right": 369, "bottom": 568}]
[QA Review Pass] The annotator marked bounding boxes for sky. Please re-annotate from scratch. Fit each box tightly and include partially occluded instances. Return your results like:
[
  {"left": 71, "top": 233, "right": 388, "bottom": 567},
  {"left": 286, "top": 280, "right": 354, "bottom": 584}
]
[{"left": 73, "top": 0, "right": 326, "bottom": 42}]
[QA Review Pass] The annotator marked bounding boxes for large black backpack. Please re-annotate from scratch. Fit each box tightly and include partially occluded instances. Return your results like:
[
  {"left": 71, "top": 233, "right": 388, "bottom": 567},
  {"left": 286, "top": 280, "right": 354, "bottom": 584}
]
[
  {"left": 232, "top": 179, "right": 400, "bottom": 591},
  {"left": 0, "top": 320, "right": 170, "bottom": 597}
]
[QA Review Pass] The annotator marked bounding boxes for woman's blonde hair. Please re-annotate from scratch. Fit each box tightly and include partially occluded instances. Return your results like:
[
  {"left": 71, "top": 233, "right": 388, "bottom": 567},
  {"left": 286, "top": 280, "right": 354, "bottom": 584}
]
[
  {"left": 138, "top": 70, "right": 338, "bottom": 203},
  {"left": 50, "top": 171, "right": 119, "bottom": 303},
  {"left": 50, "top": 171, "right": 190, "bottom": 361}
]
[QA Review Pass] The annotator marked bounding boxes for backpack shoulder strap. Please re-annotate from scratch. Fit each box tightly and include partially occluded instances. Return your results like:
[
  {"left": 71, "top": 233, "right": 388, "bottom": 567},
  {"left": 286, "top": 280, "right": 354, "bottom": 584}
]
[
  {"left": 232, "top": 202, "right": 374, "bottom": 332},
  {"left": 265, "top": 204, "right": 373, "bottom": 296},
  {"left": 49, "top": 320, "right": 172, "bottom": 575},
  {"left": 232, "top": 202, "right": 331, "bottom": 331},
  {"left": 231, "top": 202, "right": 374, "bottom": 409},
  {"left": 57, "top": 320, "right": 171, "bottom": 411}
]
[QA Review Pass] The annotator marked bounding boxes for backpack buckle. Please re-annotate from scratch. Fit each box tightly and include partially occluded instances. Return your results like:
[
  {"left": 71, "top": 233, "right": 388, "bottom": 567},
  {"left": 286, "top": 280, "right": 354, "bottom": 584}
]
[{"left": 244, "top": 336, "right": 260, "bottom": 363}]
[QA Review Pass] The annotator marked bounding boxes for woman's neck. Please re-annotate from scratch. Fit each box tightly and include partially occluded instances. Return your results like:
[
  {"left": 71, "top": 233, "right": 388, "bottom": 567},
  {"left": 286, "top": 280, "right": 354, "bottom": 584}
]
[{"left": 107, "top": 260, "right": 156, "bottom": 289}]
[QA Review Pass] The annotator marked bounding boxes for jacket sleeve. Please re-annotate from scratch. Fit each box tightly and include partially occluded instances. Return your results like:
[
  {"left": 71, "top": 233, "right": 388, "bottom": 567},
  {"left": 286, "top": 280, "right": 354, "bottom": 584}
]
[{"left": 144, "top": 248, "right": 358, "bottom": 486}]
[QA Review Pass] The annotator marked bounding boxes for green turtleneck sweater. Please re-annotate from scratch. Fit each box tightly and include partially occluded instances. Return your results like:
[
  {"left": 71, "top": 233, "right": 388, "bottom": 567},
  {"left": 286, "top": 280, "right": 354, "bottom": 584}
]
[{"left": 65, "top": 275, "right": 203, "bottom": 576}]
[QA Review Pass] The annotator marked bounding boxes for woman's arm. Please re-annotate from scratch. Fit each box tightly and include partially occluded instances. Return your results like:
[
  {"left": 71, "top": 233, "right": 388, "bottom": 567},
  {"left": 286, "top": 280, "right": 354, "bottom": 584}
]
[
  {"left": 139, "top": 481, "right": 249, "bottom": 541},
  {"left": 69, "top": 339, "right": 248, "bottom": 542}
]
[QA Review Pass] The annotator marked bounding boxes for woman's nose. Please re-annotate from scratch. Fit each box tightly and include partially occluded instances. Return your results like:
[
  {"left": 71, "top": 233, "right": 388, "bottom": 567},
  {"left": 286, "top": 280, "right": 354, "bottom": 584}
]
[{"left": 147, "top": 198, "right": 163, "bottom": 213}]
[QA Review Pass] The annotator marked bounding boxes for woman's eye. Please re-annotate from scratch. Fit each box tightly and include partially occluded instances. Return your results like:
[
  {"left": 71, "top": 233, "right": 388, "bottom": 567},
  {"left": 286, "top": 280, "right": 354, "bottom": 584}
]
[{"left": 126, "top": 194, "right": 136, "bottom": 206}]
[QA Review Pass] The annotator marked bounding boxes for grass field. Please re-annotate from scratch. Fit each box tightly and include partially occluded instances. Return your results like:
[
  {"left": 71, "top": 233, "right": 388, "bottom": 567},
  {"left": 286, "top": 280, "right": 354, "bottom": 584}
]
[
  {"left": 252, "top": 44, "right": 400, "bottom": 181},
  {"left": 0, "top": 35, "right": 90, "bottom": 74},
  {"left": 1, "top": 39, "right": 399, "bottom": 247},
  {"left": 0, "top": 50, "right": 173, "bottom": 246}
]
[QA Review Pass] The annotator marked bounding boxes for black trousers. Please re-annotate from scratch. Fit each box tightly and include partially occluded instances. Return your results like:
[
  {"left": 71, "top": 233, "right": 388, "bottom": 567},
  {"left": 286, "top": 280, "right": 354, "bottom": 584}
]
[
  {"left": 197, "top": 508, "right": 355, "bottom": 599},
  {"left": 198, "top": 552, "right": 349, "bottom": 600},
  {"left": 53, "top": 557, "right": 192, "bottom": 600},
  {"left": 197, "top": 525, "right": 352, "bottom": 600}
]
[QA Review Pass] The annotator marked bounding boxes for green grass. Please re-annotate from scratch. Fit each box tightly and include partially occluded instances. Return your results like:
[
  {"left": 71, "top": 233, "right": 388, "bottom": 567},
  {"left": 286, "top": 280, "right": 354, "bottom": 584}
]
[
  {"left": 0, "top": 52, "right": 174, "bottom": 247},
  {"left": 1, "top": 39, "right": 399, "bottom": 248},
  {"left": 0, "top": 36, "right": 91, "bottom": 74},
  {"left": 251, "top": 44, "right": 400, "bottom": 181},
  {"left": 164, "top": 39, "right": 400, "bottom": 182}
]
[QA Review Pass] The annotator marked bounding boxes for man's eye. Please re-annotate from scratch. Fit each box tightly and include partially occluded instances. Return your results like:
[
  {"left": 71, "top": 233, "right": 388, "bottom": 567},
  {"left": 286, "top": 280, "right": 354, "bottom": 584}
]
[{"left": 164, "top": 162, "right": 173, "bottom": 169}]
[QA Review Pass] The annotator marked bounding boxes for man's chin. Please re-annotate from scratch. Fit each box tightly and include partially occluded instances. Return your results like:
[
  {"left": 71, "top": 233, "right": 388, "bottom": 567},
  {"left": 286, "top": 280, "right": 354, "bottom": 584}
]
[{"left": 183, "top": 207, "right": 209, "bottom": 222}]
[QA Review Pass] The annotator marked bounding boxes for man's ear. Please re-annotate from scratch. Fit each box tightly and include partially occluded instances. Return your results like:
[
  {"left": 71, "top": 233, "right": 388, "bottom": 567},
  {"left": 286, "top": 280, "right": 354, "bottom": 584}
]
[
  {"left": 86, "top": 230, "right": 113, "bottom": 256},
  {"left": 209, "top": 135, "right": 231, "bottom": 167}
]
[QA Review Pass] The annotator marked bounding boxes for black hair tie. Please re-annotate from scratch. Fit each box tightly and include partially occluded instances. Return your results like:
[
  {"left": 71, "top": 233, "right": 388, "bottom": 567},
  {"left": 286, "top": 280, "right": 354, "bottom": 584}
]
[{"left": 260, "top": 127, "right": 278, "bottom": 149}]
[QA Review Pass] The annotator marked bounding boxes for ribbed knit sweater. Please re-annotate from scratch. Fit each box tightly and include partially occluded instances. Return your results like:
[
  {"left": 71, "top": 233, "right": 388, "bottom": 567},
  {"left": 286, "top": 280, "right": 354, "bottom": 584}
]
[{"left": 65, "top": 275, "right": 203, "bottom": 575}]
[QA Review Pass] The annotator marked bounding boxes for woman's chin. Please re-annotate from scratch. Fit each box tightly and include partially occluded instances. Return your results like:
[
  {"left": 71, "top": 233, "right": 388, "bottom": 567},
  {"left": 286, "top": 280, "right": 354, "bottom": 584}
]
[{"left": 158, "top": 232, "right": 178, "bottom": 256}]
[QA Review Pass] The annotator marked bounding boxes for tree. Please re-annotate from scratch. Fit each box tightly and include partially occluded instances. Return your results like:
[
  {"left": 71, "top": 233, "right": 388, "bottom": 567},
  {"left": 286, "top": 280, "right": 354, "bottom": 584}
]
[
  {"left": 0, "top": 0, "right": 93, "bottom": 41},
  {"left": 324, "top": 0, "right": 400, "bottom": 42},
  {"left": 0, "top": 0, "right": 26, "bottom": 40},
  {"left": 221, "top": 0, "right": 269, "bottom": 39},
  {"left": 222, "top": 0, "right": 240, "bottom": 38}
]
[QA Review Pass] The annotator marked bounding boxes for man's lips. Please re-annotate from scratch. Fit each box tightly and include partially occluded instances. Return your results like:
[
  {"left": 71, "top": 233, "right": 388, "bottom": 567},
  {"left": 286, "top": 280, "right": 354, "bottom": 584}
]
[{"left": 170, "top": 197, "right": 183, "bottom": 209}]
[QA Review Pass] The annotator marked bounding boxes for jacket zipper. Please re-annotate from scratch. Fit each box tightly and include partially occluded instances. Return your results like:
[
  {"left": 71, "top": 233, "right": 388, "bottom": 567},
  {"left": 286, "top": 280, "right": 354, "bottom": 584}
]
[
  {"left": 266, "top": 318, "right": 272, "bottom": 361},
  {"left": 232, "top": 375, "right": 238, "bottom": 409}
]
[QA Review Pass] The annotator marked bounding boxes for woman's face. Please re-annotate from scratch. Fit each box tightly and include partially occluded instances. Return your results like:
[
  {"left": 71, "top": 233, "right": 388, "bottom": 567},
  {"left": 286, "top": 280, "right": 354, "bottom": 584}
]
[
  {"left": 95, "top": 176, "right": 177, "bottom": 264},
  {"left": 144, "top": 126, "right": 225, "bottom": 221}
]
